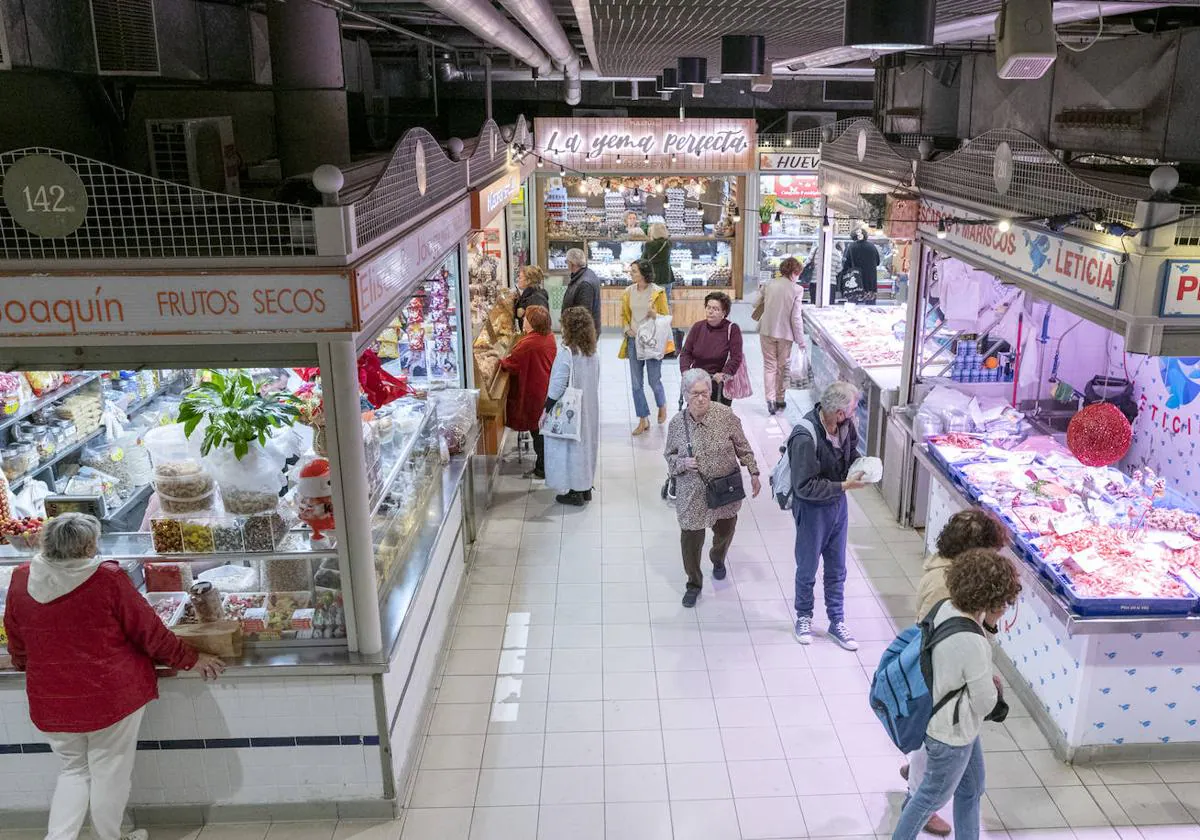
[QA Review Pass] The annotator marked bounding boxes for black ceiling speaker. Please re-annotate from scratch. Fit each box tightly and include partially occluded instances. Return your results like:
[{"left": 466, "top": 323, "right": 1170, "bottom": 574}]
[
  {"left": 843, "top": 0, "right": 936, "bottom": 49},
  {"left": 720, "top": 34, "right": 765, "bottom": 77},
  {"left": 661, "top": 67, "right": 681, "bottom": 90},
  {"left": 677, "top": 57, "right": 708, "bottom": 85}
]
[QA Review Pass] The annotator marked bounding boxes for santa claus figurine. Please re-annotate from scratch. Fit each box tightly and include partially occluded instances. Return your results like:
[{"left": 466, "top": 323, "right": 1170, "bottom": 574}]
[{"left": 297, "top": 457, "right": 335, "bottom": 543}]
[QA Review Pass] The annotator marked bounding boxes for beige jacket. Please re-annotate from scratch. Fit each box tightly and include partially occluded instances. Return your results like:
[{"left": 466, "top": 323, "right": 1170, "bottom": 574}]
[
  {"left": 754, "top": 277, "right": 805, "bottom": 342},
  {"left": 915, "top": 553, "right": 953, "bottom": 621}
]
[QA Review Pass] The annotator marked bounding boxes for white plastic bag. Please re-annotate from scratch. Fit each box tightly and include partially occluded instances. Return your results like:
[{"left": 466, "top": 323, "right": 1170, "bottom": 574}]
[
  {"left": 636, "top": 315, "right": 673, "bottom": 361},
  {"left": 849, "top": 456, "right": 884, "bottom": 484}
]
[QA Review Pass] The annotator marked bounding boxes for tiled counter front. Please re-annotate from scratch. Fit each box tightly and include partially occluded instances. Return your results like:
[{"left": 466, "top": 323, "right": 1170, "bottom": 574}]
[{"left": 0, "top": 674, "right": 386, "bottom": 814}]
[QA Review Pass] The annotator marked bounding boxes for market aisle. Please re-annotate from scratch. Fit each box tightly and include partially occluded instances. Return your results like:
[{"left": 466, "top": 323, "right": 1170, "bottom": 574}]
[{"left": 399, "top": 335, "right": 1200, "bottom": 840}]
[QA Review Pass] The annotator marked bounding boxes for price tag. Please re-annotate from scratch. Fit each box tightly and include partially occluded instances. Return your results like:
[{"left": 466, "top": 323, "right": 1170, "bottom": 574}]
[
  {"left": 1052, "top": 513, "right": 1089, "bottom": 535},
  {"left": 1159, "top": 532, "right": 1196, "bottom": 551},
  {"left": 1073, "top": 547, "right": 1108, "bottom": 574},
  {"left": 1044, "top": 546, "right": 1071, "bottom": 565}
]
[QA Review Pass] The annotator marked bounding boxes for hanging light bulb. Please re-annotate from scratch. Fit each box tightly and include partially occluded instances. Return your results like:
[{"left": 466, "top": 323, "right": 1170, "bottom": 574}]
[
  {"left": 671, "top": 153, "right": 678, "bottom": 163},
  {"left": 774, "top": 211, "right": 782, "bottom": 222},
  {"left": 560, "top": 165, "right": 567, "bottom": 177},
  {"left": 644, "top": 153, "right": 650, "bottom": 164},
  {"left": 616, "top": 154, "right": 623, "bottom": 165},
  {"left": 537, "top": 157, "right": 544, "bottom": 168},
  {"left": 618, "top": 182, "right": 626, "bottom": 194},
  {"left": 731, "top": 206, "right": 742, "bottom": 223},
  {"left": 784, "top": 137, "right": 793, "bottom": 147},
  {"left": 655, "top": 182, "right": 665, "bottom": 194},
  {"left": 936, "top": 219, "right": 948, "bottom": 239},
  {"left": 997, "top": 219, "right": 1012, "bottom": 233},
  {"left": 821, "top": 213, "right": 831, "bottom": 232},
  {"left": 633, "top": 187, "right": 641, "bottom": 198}
]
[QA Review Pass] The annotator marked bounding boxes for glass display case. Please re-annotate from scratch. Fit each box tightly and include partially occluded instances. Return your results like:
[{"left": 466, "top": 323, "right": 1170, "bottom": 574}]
[
  {"left": 757, "top": 174, "right": 822, "bottom": 303},
  {"left": 376, "top": 255, "right": 464, "bottom": 392},
  {"left": 547, "top": 237, "right": 735, "bottom": 288}
]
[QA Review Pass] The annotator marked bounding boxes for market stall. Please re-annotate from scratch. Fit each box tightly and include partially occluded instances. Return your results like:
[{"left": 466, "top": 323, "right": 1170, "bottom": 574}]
[
  {"left": 800, "top": 305, "right": 907, "bottom": 458},
  {"left": 532, "top": 117, "right": 754, "bottom": 329},
  {"left": 755, "top": 149, "right": 823, "bottom": 305},
  {"left": 821, "top": 119, "right": 1200, "bottom": 762},
  {"left": 0, "top": 126, "right": 495, "bottom": 816}
]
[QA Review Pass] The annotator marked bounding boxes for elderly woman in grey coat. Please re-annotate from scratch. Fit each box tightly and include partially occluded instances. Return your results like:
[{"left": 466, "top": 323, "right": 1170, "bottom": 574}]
[
  {"left": 664, "top": 368, "right": 761, "bottom": 607},
  {"left": 543, "top": 306, "right": 601, "bottom": 506}
]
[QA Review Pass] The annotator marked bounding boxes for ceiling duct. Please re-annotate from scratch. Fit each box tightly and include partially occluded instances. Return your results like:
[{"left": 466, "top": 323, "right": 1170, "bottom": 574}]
[
  {"left": 496, "top": 0, "right": 583, "bottom": 105},
  {"left": 417, "top": 0, "right": 557, "bottom": 93},
  {"left": 437, "top": 53, "right": 486, "bottom": 82}
]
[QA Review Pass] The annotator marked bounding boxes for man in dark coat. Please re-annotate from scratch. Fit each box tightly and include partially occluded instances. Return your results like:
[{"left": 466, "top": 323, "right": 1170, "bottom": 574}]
[{"left": 562, "top": 247, "right": 602, "bottom": 335}]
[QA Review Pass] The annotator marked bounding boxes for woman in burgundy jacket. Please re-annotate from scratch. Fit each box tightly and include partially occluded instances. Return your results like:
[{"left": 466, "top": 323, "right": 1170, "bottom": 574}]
[
  {"left": 4, "top": 513, "right": 224, "bottom": 840},
  {"left": 500, "top": 305, "right": 558, "bottom": 479},
  {"left": 679, "top": 291, "right": 744, "bottom": 406}
]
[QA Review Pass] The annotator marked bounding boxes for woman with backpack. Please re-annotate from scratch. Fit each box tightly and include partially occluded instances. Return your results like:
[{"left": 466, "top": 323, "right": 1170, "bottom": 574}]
[
  {"left": 903, "top": 510, "right": 1007, "bottom": 836},
  {"left": 891, "top": 548, "right": 1021, "bottom": 840}
]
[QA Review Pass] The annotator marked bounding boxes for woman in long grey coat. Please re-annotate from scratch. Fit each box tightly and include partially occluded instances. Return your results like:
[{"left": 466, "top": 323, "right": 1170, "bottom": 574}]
[{"left": 543, "top": 306, "right": 600, "bottom": 506}]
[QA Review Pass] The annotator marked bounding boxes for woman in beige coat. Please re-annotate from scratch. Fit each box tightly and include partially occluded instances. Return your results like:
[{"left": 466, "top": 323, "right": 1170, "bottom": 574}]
[
  {"left": 906, "top": 508, "right": 1006, "bottom": 836},
  {"left": 753, "top": 255, "right": 807, "bottom": 415}
]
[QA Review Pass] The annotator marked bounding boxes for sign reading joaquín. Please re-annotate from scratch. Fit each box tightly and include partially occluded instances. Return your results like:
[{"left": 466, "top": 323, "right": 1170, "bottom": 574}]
[{"left": 534, "top": 118, "right": 756, "bottom": 172}]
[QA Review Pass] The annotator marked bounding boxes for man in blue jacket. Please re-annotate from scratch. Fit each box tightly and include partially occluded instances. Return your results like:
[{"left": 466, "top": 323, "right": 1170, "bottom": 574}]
[{"left": 787, "top": 381, "right": 867, "bottom": 651}]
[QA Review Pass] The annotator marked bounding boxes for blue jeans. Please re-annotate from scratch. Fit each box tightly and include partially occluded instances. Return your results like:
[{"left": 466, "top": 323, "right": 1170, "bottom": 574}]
[
  {"left": 892, "top": 736, "right": 984, "bottom": 840},
  {"left": 627, "top": 337, "right": 666, "bottom": 418},
  {"left": 792, "top": 496, "right": 848, "bottom": 622}
]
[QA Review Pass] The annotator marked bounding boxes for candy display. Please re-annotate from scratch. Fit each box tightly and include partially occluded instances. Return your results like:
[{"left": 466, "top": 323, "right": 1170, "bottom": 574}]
[
  {"left": 144, "top": 561, "right": 194, "bottom": 592},
  {"left": 146, "top": 592, "right": 186, "bottom": 627},
  {"left": 0, "top": 516, "right": 43, "bottom": 549}
]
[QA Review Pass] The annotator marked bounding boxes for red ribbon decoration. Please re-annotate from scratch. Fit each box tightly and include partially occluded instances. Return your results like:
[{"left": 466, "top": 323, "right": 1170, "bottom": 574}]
[{"left": 357, "top": 348, "right": 409, "bottom": 409}]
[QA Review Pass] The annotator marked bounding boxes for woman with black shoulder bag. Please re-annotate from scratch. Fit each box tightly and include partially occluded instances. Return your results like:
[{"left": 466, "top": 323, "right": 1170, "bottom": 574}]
[{"left": 663, "top": 367, "right": 761, "bottom": 607}]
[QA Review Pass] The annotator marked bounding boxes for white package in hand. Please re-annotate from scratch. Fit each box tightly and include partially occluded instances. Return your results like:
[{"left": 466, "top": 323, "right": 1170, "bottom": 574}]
[{"left": 849, "top": 456, "right": 883, "bottom": 484}]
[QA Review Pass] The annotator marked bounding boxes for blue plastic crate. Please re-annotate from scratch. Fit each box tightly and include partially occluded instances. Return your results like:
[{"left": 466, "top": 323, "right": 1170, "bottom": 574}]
[{"left": 1043, "top": 563, "right": 1199, "bottom": 617}]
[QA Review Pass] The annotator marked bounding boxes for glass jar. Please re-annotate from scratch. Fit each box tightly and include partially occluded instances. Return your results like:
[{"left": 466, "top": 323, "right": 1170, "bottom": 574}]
[
  {"left": 54, "top": 419, "right": 77, "bottom": 444},
  {"left": 30, "top": 428, "right": 56, "bottom": 462},
  {"left": 2, "top": 446, "right": 23, "bottom": 481}
]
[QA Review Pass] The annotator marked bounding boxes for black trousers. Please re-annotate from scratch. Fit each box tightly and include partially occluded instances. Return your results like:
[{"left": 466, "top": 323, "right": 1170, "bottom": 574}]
[
  {"left": 680, "top": 515, "right": 738, "bottom": 590},
  {"left": 530, "top": 429, "right": 545, "bottom": 472}
]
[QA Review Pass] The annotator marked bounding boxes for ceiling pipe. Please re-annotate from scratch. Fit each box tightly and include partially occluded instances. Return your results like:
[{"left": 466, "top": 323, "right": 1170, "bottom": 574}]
[
  {"left": 496, "top": 0, "right": 584, "bottom": 105},
  {"left": 776, "top": 1, "right": 1172, "bottom": 69},
  {"left": 305, "top": 0, "right": 459, "bottom": 52},
  {"left": 417, "top": 0, "right": 554, "bottom": 78}
]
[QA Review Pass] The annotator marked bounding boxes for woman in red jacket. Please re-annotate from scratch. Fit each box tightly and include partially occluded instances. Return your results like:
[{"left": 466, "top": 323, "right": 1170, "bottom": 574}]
[
  {"left": 3, "top": 513, "right": 224, "bottom": 840},
  {"left": 500, "top": 305, "right": 557, "bottom": 479}
]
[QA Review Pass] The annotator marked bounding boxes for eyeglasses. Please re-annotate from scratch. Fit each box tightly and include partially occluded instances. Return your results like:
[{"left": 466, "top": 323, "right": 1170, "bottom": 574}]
[{"left": 687, "top": 389, "right": 711, "bottom": 400}]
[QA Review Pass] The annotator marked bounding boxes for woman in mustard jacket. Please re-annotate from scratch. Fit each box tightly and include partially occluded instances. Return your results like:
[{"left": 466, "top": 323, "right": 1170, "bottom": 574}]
[{"left": 619, "top": 258, "right": 671, "bottom": 435}]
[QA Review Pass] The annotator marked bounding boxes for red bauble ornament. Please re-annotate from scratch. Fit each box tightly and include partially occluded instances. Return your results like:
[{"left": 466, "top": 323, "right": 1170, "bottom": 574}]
[{"left": 1066, "top": 402, "right": 1132, "bottom": 467}]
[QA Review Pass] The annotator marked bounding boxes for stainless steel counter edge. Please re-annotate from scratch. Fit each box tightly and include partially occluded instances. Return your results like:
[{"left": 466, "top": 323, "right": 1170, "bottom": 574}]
[
  {"left": 0, "top": 447, "right": 479, "bottom": 682},
  {"left": 912, "top": 445, "right": 1200, "bottom": 636}
]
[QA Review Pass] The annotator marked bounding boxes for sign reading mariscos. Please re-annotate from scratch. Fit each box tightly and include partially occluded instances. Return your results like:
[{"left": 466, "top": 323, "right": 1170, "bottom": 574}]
[
  {"left": 534, "top": 118, "right": 756, "bottom": 172},
  {"left": 918, "top": 201, "right": 1125, "bottom": 309}
]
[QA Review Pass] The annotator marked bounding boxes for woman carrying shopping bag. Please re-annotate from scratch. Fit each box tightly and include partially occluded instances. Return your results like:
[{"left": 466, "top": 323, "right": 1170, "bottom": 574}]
[
  {"left": 619, "top": 258, "right": 672, "bottom": 435},
  {"left": 679, "top": 292, "right": 750, "bottom": 406},
  {"left": 542, "top": 306, "right": 600, "bottom": 506},
  {"left": 752, "top": 256, "right": 807, "bottom": 415}
]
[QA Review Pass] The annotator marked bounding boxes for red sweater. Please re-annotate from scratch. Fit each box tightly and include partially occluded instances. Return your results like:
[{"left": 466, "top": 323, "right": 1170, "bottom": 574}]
[
  {"left": 4, "top": 562, "right": 199, "bottom": 733},
  {"left": 680, "top": 318, "right": 744, "bottom": 377},
  {"left": 500, "top": 332, "right": 557, "bottom": 433}
]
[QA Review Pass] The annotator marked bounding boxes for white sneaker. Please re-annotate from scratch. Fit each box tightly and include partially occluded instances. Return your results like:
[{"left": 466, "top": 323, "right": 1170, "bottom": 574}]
[
  {"left": 121, "top": 830, "right": 149, "bottom": 840},
  {"left": 793, "top": 616, "right": 812, "bottom": 645}
]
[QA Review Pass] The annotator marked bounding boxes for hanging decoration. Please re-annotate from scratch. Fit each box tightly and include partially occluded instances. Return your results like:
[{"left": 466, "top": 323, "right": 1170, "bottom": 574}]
[{"left": 1066, "top": 402, "right": 1132, "bottom": 467}]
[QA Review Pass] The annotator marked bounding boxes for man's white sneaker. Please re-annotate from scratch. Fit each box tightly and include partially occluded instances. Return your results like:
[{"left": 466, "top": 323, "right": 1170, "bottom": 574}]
[
  {"left": 828, "top": 621, "right": 859, "bottom": 652},
  {"left": 794, "top": 617, "right": 812, "bottom": 645}
]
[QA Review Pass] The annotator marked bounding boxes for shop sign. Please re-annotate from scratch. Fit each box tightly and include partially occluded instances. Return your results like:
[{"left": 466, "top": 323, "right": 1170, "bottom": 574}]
[
  {"left": 1160, "top": 261, "right": 1200, "bottom": 317},
  {"left": 2, "top": 155, "right": 89, "bottom": 239},
  {"left": 355, "top": 198, "right": 471, "bottom": 327},
  {"left": 534, "top": 118, "right": 756, "bottom": 172},
  {"left": 0, "top": 272, "right": 354, "bottom": 338},
  {"left": 471, "top": 171, "right": 521, "bottom": 228},
  {"left": 759, "top": 151, "right": 821, "bottom": 172},
  {"left": 918, "top": 201, "right": 1124, "bottom": 309},
  {"left": 767, "top": 174, "right": 821, "bottom": 199}
]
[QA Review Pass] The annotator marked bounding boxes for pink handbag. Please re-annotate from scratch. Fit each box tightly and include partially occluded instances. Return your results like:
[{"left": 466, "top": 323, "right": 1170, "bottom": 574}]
[{"left": 722, "top": 323, "right": 753, "bottom": 400}]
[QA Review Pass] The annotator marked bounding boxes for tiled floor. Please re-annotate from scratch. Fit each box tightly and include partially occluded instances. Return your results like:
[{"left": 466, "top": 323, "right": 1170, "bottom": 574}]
[{"left": 6, "top": 337, "right": 1198, "bottom": 840}]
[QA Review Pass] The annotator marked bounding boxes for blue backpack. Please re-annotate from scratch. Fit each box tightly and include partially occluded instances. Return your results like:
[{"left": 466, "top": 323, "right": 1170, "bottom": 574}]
[{"left": 870, "top": 600, "right": 984, "bottom": 753}]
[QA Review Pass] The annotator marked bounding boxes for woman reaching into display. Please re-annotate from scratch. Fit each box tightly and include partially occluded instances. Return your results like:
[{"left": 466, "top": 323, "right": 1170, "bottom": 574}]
[
  {"left": 679, "top": 291, "right": 743, "bottom": 406},
  {"left": 3, "top": 513, "right": 225, "bottom": 840},
  {"left": 664, "top": 367, "right": 761, "bottom": 607},
  {"left": 543, "top": 306, "right": 600, "bottom": 506},
  {"left": 501, "top": 305, "right": 557, "bottom": 479},
  {"left": 514, "top": 264, "right": 550, "bottom": 331},
  {"left": 619, "top": 259, "right": 671, "bottom": 435}
]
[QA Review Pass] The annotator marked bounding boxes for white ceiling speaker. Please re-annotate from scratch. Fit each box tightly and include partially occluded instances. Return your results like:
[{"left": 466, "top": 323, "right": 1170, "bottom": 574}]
[{"left": 996, "top": 0, "right": 1058, "bottom": 80}]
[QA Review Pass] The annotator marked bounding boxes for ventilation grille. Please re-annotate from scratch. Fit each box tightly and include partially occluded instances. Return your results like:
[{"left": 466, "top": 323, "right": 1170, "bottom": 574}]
[
  {"left": 149, "top": 122, "right": 192, "bottom": 186},
  {"left": 997, "top": 55, "right": 1056, "bottom": 80},
  {"left": 89, "top": 0, "right": 160, "bottom": 75}
]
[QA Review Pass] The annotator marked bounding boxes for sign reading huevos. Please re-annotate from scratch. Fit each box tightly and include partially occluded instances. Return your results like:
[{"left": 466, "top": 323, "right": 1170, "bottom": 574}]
[
  {"left": 0, "top": 273, "right": 354, "bottom": 338},
  {"left": 355, "top": 197, "right": 471, "bottom": 328},
  {"left": 918, "top": 201, "right": 1125, "bottom": 309},
  {"left": 759, "top": 151, "right": 821, "bottom": 172},
  {"left": 1161, "top": 261, "right": 1200, "bottom": 317},
  {"left": 534, "top": 118, "right": 756, "bottom": 172}
]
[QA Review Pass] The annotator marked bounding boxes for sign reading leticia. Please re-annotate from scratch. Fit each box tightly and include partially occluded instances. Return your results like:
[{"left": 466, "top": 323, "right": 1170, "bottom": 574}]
[
  {"left": 534, "top": 118, "right": 756, "bottom": 171},
  {"left": 0, "top": 273, "right": 355, "bottom": 338},
  {"left": 918, "top": 201, "right": 1125, "bottom": 309}
]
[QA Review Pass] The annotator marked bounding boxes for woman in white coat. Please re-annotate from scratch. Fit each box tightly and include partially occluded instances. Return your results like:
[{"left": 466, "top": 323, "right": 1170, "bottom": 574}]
[{"left": 543, "top": 306, "right": 600, "bottom": 506}]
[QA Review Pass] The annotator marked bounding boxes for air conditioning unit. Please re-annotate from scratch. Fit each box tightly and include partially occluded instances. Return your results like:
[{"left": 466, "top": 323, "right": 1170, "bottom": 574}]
[
  {"left": 146, "top": 117, "right": 240, "bottom": 197},
  {"left": 996, "top": 0, "right": 1057, "bottom": 80},
  {"left": 751, "top": 64, "right": 774, "bottom": 93},
  {"left": 89, "top": 0, "right": 161, "bottom": 75}
]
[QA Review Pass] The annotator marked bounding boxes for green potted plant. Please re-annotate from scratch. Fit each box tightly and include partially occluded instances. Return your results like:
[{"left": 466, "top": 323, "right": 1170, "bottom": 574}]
[
  {"left": 178, "top": 371, "right": 300, "bottom": 515},
  {"left": 759, "top": 196, "right": 776, "bottom": 236}
]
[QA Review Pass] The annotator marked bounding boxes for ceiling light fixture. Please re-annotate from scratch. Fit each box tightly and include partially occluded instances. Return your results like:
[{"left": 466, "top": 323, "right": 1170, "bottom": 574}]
[
  {"left": 997, "top": 219, "right": 1012, "bottom": 232},
  {"left": 721, "top": 34, "right": 766, "bottom": 77},
  {"left": 936, "top": 219, "right": 948, "bottom": 239},
  {"left": 677, "top": 57, "right": 708, "bottom": 85},
  {"left": 843, "top": 0, "right": 936, "bottom": 50},
  {"left": 661, "top": 68, "right": 681, "bottom": 90}
]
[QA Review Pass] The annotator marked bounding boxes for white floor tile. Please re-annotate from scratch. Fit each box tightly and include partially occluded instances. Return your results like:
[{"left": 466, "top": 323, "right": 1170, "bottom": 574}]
[
  {"left": 537, "top": 804, "right": 605, "bottom": 840},
  {"left": 400, "top": 809, "right": 472, "bottom": 840},
  {"left": 604, "top": 802, "right": 673, "bottom": 840}
]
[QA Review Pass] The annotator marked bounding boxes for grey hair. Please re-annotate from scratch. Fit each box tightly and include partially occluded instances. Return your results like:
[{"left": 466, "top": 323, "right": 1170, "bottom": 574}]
[
  {"left": 681, "top": 367, "right": 713, "bottom": 394},
  {"left": 41, "top": 512, "right": 102, "bottom": 560},
  {"left": 647, "top": 222, "right": 669, "bottom": 240},
  {"left": 565, "top": 247, "right": 587, "bottom": 267},
  {"left": 821, "top": 381, "right": 859, "bottom": 415}
]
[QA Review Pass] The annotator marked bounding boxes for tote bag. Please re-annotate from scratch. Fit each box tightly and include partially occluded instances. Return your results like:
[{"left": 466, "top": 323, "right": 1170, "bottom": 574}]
[
  {"left": 541, "top": 350, "right": 583, "bottom": 441},
  {"left": 636, "top": 314, "right": 674, "bottom": 360},
  {"left": 722, "top": 324, "right": 753, "bottom": 400}
]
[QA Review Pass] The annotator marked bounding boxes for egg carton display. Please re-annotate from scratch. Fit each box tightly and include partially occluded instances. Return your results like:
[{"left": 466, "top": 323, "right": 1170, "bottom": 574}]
[
  {"left": 548, "top": 247, "right": 571, "bottom": 271},
  {"left": 603, "top": 192, "right": 627, "bottom": 226},
  {"left": 565, "top": 197, "right": 586, "bottom": 224},
  {"left": 588, "top": 243, "right": 616, "bottom": 263},
  {"left": 545, "top": 186, "right": 568, "bottom": 223}
]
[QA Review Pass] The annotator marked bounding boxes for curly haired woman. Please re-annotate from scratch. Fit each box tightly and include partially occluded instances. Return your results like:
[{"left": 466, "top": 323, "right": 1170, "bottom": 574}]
[
  {"left": 543, "top": 306, "right": 600, "bottom": 506},
  {"left": 892, "top": 548, "right": 1021, "bottom": 840}
]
